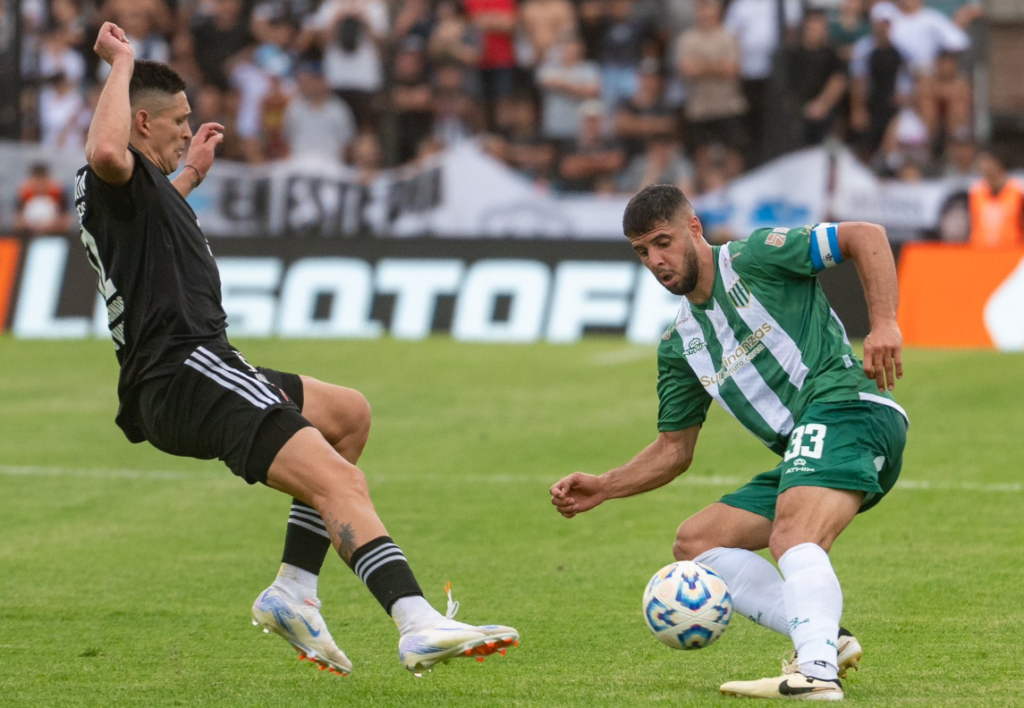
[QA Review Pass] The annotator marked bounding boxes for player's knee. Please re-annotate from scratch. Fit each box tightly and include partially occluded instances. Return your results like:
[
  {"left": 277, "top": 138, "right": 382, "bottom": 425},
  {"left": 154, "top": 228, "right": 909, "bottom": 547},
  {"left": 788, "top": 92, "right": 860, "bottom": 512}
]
[
  {"left": 345, "top": 390, "right": 372, "bottom": 444},
  {"left": 311, "top": 460, "right": 372, "bottom": 509},
  {"left": 673, "top": 521, "right": 710, "bottom": 561},
  {"left": 768, "top": 526, "right": 829, "bottom": 561}
]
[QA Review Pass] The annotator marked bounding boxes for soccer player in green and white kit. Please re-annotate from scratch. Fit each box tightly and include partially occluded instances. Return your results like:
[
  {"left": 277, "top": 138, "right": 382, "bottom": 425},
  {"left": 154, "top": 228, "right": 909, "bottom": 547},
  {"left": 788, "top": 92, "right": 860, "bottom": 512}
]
[{"left": 550, "top": 185, "right": 907, "bottom": 701}]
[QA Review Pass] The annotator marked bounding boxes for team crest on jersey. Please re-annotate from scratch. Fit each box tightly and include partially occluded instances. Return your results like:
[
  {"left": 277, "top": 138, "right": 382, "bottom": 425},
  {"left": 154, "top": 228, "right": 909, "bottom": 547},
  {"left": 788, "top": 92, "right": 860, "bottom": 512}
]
[
  {"left": 766, "top": 227, "right": 789, "bottom": 247},
  {"left": 727, "top": 279, "right": 753, "bottom": 309}
]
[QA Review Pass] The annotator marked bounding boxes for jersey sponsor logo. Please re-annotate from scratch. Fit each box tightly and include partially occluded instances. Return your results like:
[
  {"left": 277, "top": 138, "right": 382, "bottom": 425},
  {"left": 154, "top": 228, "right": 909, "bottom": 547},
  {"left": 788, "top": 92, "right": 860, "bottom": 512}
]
[
  {"left": 698, "top": 323, "right": 773, "bottom": 388},
  {"left": 766, "top": 228, "right": 788, "bottom": 247},
  {"left": 683, "top": 338, "right": 706, "bottom": 355},
  {"left": 726, "top": 279, "right": 753, "bottom": 309}
]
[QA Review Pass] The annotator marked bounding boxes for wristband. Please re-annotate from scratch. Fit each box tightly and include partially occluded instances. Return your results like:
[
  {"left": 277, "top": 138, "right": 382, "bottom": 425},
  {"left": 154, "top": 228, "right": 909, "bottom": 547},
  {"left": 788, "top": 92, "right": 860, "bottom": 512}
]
[{"left": 184, "top": 164, "right": 203, "bottom": 185}]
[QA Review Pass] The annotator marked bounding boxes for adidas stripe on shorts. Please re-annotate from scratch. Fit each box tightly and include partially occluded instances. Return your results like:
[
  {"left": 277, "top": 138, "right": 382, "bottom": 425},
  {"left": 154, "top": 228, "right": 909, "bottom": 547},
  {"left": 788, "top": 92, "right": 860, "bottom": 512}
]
[{"left": 135, "top": 342, "right": 311, "bottom": 485}]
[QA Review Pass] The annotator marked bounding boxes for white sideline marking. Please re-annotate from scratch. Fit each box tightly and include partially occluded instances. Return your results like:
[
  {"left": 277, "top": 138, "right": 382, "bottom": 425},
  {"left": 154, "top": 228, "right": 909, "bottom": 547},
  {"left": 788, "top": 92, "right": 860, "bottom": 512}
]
[
  {"left": 590, "top": 347, "right": 655, "bottom": 366},
  {"left": 0, "top": 465, "right": 1018, "bottom": 492}
]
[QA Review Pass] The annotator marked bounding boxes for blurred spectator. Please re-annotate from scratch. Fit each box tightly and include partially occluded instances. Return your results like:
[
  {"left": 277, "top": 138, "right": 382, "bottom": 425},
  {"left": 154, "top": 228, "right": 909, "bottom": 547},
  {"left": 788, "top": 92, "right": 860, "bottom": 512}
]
[
  {"left": 391, "top": 37, "right": 434, "bottom": 163},
  {"left": 788, "top": 10, "right": 847, "bottom": 146},
  {"left": 392, "top": 0, "right": 432, "bottom": 44},
  {"left": 889, "top": 0, "right": 969, "bottom": 76},
  {"left": 850, "top": 2, "right": 909, "bottom": 159},
  {"left": 428, "top": 0, "right": 482, "bottom": 73},
  {"left": 464, "top": 0, "right": 518, "bottom": 115},
  {"left": 918, "top": 49, "right": 970, "bottom": 152},
  {"left": 39, "top": 72, "right": 89, "bottom": 152},
  {"left": 307, "top": 0, "right": 389, "bottom": 128},
  {"left": 828, "top": 0, "right": 869, "bottom": 62},
  {"left": 38, "top": 30, "right": 85, "bottom": 89},
  {"left": 616, "top": 134, "right": 694, "bottom": 193},
  {"left": 677, "top": 0, "right": 746, "bottom": 181},
  {"left": 537, "top": 34, "right": 601, "bottom": 141},
  {"left": 283, "top": 57, "right": 356, "bottom": 160},
  {"left": 16, "top": 163, "right": 71, "bottom": 235},
  {"left": 520, "top": 0, "right": 577, "bottom": 68},
  {"left": 259, "top": 63, "right": 294, "bottom": 161},
  {"left": 969, "top": 149, "right": 1024, "bottom": 248},
  {"left": 557, "top": 100, "right": 625, "bottom": 192},
  {"left": 352, "top": 131, "right": 383, "bottom": 184},
  {"left": 432, "top": 64, "right": 483, "bottom": 146},
  {"left": 878, "top": 105, "right": 930, "bottom": 178},
  {"left": 498, "top": 91, "right": 556, "bottom": 184},
  {"left": 597, "top": 0, "right": 653, "bottom": 109},
  {"left": 97, "top": 4, "right": 170, "bottom": 80},
  {"left": 614, "top": 66, "right": 675, "bottom": 159},
  {"left": 191, "top": 0, "right": 254, "bottom": 91},
  {"left": 942, "top": 126, "right": 977, "bottom": 179},
  {"left": 724, "top": 0, "right": 801, "bottom": 163}
]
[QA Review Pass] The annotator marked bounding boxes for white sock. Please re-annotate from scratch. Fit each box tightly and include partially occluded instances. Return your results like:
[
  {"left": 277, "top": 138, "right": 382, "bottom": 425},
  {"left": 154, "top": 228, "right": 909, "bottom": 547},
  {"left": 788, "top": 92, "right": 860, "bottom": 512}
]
[
  {"left": 779, "top": 543, "right": 842, "bottom": 681},
  {"left": 695, "top": 547, "right": 790, "bottom": 636},
  {"left": 275, "top": 563, "right": 318, "bottom": 600},
  {"left": 391, "top": 595, "right": 444, "bottom": 635}
]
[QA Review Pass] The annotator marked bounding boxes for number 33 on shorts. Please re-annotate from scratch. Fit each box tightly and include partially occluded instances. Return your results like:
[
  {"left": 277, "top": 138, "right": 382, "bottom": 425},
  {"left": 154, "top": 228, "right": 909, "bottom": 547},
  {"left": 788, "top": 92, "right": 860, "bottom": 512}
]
[{"left": 784, "top": 424, "right": 827, "bottom": 467}]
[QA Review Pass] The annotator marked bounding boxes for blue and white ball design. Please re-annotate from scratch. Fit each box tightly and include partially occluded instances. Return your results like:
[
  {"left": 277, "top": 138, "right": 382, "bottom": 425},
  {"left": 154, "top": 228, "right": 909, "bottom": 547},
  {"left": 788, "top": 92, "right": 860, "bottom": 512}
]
[{"left": 642, "top": 561, "right": 733, "bottom": 650}]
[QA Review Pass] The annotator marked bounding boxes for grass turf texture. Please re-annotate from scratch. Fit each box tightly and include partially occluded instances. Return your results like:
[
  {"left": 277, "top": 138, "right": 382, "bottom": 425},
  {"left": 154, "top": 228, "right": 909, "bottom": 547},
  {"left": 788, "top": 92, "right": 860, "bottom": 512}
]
[{"left": 0, "top": 338, "right": 1022, "bottom": 707}]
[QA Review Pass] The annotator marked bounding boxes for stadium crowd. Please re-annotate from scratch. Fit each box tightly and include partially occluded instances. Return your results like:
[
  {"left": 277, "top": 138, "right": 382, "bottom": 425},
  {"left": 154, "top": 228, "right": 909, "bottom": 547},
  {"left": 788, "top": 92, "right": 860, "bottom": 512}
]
[{"left": 15, "top": 0, "right": 983, "bottom": 196}]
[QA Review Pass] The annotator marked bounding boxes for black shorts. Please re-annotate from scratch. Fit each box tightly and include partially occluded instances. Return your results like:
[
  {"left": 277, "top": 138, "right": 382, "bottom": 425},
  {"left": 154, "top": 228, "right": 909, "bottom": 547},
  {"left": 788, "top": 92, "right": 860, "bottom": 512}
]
[{"left": 135, "top": 343, "right": 312, "bottom": 485}]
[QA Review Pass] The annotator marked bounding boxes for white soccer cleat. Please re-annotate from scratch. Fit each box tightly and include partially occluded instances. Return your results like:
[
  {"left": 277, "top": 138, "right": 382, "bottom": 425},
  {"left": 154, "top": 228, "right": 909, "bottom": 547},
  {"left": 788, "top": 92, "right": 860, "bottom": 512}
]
[
  {"left": 720, "top": 671, "right": 844, "bottom": 701},
  {"left": 783, "top": 627, "right": 863, "bottom": 679},
  {"left": 398, "top": 583, "right": 519, "bottom": 676},
  {"left": 252, "top": 584, "right": 353, "bottom": 677}
]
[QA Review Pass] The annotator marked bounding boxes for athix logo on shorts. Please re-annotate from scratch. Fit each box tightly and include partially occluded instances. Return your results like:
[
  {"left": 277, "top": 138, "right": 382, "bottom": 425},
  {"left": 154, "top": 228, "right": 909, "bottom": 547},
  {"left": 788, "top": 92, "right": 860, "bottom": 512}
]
[{"left": 786, "top": 458, "right": 817, "bottom": 474}]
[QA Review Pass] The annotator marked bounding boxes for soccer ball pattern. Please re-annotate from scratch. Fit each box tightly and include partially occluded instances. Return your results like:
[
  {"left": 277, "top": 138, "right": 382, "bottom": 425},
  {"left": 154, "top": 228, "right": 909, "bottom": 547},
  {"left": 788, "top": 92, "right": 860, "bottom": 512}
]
[{"left": 642, "top": 561, "right": 733, "bottom": 650}]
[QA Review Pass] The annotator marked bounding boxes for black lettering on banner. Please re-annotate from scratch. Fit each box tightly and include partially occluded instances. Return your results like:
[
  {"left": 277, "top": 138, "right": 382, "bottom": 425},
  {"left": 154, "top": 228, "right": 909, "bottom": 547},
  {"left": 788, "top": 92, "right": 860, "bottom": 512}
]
[{"left": 219, "top": 176, "right": 270, "bottom": 225}]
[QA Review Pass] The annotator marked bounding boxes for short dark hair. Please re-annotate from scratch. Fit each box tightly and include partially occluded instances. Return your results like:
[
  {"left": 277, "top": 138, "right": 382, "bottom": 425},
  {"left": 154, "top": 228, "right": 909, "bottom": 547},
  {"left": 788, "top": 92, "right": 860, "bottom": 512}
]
[
  {"left": 129, "top": 60, "right": 187, "bottom": 107},
  {"left": 622, "top": 184, "right": 693, "bottom": 238}
]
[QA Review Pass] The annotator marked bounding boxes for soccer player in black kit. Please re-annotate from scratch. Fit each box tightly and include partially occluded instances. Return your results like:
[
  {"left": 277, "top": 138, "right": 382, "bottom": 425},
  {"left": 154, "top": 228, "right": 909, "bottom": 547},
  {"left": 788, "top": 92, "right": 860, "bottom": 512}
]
[{"left": 76, "top": 22, "right": 518, "bottom": 677}]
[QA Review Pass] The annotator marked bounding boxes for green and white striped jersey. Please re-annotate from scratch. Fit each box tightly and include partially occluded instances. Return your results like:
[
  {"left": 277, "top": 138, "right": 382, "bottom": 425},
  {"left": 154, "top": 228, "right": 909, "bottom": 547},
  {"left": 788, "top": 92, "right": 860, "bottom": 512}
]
[{"left": 656, "top": 223, "right": 907, "bottom": 456}]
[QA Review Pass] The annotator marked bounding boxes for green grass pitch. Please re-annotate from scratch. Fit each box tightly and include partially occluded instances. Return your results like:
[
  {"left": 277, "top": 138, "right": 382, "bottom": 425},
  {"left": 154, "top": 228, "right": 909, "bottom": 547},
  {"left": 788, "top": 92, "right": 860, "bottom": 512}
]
[{"left": 1, "top": 337, "right": 1022, "bottom": 707}]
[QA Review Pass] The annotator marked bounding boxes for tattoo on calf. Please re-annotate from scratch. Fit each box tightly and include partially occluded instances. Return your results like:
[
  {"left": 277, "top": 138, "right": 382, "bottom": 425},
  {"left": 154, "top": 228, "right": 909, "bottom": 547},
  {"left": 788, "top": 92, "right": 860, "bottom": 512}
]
[{"left": 323, "top": 511, "right": 359, "bottom": 562}]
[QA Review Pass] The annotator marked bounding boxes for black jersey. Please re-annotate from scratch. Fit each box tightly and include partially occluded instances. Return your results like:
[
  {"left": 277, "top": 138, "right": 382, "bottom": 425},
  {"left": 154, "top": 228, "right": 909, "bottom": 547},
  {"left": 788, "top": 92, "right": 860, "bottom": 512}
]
[{"left": 75, "top": 145, "right": 228, "bottom": 442}]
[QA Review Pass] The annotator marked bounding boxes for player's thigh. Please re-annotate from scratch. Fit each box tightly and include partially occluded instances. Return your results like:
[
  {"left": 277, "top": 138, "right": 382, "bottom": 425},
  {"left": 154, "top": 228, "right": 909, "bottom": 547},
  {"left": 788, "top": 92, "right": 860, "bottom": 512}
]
[
  {"left": 769, "top": 485, "right": 863, "bottom": 560},
  {"left": 297, "top": 376, "right": 372, "bottom": 447},
  {"left": 674, "top": 502, "right": 773, "bottom": 559},
  {"left": 265, "top": 426, "right": 368, "bottom": 507}
]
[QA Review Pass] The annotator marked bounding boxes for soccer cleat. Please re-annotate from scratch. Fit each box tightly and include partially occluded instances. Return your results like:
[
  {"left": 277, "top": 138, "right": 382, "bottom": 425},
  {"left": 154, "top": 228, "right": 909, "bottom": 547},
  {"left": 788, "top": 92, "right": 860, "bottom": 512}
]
[
  {"left": 720, "top": 671, "right": 844, "bottom": 701},
  {"left": 251, "top": 584, "right": 353, "bottom": 677},
  {"left": 782, "top": 627, "right": 863, "bottom": 679},
  {"left": 398, "top": 583, "right": 519, "bottom": 676}
]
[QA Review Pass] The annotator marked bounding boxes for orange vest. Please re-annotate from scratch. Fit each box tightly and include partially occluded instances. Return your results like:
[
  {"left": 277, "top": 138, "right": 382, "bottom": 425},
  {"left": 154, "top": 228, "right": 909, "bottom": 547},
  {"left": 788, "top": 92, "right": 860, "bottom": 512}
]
[{"left": 969, "top": 178, "right": 1024, "bottom": 248}]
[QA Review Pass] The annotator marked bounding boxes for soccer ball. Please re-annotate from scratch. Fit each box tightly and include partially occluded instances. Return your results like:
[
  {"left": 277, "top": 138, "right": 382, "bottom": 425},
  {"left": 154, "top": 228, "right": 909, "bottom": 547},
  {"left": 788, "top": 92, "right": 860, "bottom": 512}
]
[{"left": 642, "top": 560, "right": 733, "bottom": 650}]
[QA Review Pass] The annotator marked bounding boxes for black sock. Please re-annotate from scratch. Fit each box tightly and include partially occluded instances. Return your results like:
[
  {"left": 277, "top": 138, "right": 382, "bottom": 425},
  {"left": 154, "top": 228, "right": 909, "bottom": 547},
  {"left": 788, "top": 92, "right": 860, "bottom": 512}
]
[
  {"left": 280, "top": 499, "right": 332, "bottom": 575},
  {"left": 347, "top": 536, "right": 423, "bottom": 614}
]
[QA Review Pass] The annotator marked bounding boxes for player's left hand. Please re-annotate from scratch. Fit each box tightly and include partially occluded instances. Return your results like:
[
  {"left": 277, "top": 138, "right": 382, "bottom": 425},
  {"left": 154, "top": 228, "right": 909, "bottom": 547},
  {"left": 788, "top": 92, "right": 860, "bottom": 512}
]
[
  {"left": 550, "top": 472, "right": 606, "bottom": 519},
  {"left": 863, "top": 319, "right": 903, "bottom": 392},
  {"left": 184, "top": 123, "right": 225, "bottom": 183}
]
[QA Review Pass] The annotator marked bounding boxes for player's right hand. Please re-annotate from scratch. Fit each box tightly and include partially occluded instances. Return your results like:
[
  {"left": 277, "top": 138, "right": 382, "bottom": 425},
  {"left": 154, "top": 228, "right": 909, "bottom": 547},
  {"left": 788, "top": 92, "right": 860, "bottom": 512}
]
[
  {"left": 550, "top": 472, "right": 605, "bottom": 519},
  {"left": 94, "top": 22, "right": 134, "bottom": 65}
]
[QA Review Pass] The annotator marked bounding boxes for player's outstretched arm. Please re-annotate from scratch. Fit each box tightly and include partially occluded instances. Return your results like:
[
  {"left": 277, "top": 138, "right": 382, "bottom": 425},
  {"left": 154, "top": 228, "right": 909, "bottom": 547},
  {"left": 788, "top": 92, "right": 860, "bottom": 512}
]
[
  {"left": 172, "top": 122, "right": 224, "bottom": 198},
  {"left": 836, "top": 221, "right": 903, "bottom": 393},
  {"left": 85, "top": 22, "right": 135, "bottom": 185},
  {"left": 549, "top": 426, "right": 699, "bottom": 519}
]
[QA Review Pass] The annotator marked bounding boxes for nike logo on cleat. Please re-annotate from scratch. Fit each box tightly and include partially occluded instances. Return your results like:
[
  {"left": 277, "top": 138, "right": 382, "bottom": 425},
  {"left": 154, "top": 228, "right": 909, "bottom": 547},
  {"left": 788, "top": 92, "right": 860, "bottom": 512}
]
[
  {"left": 778, "top": 679, "right": 840, "bottom": 696},
  {"left": 299, "top": 616, "right": 322, "bottom": 637}
]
